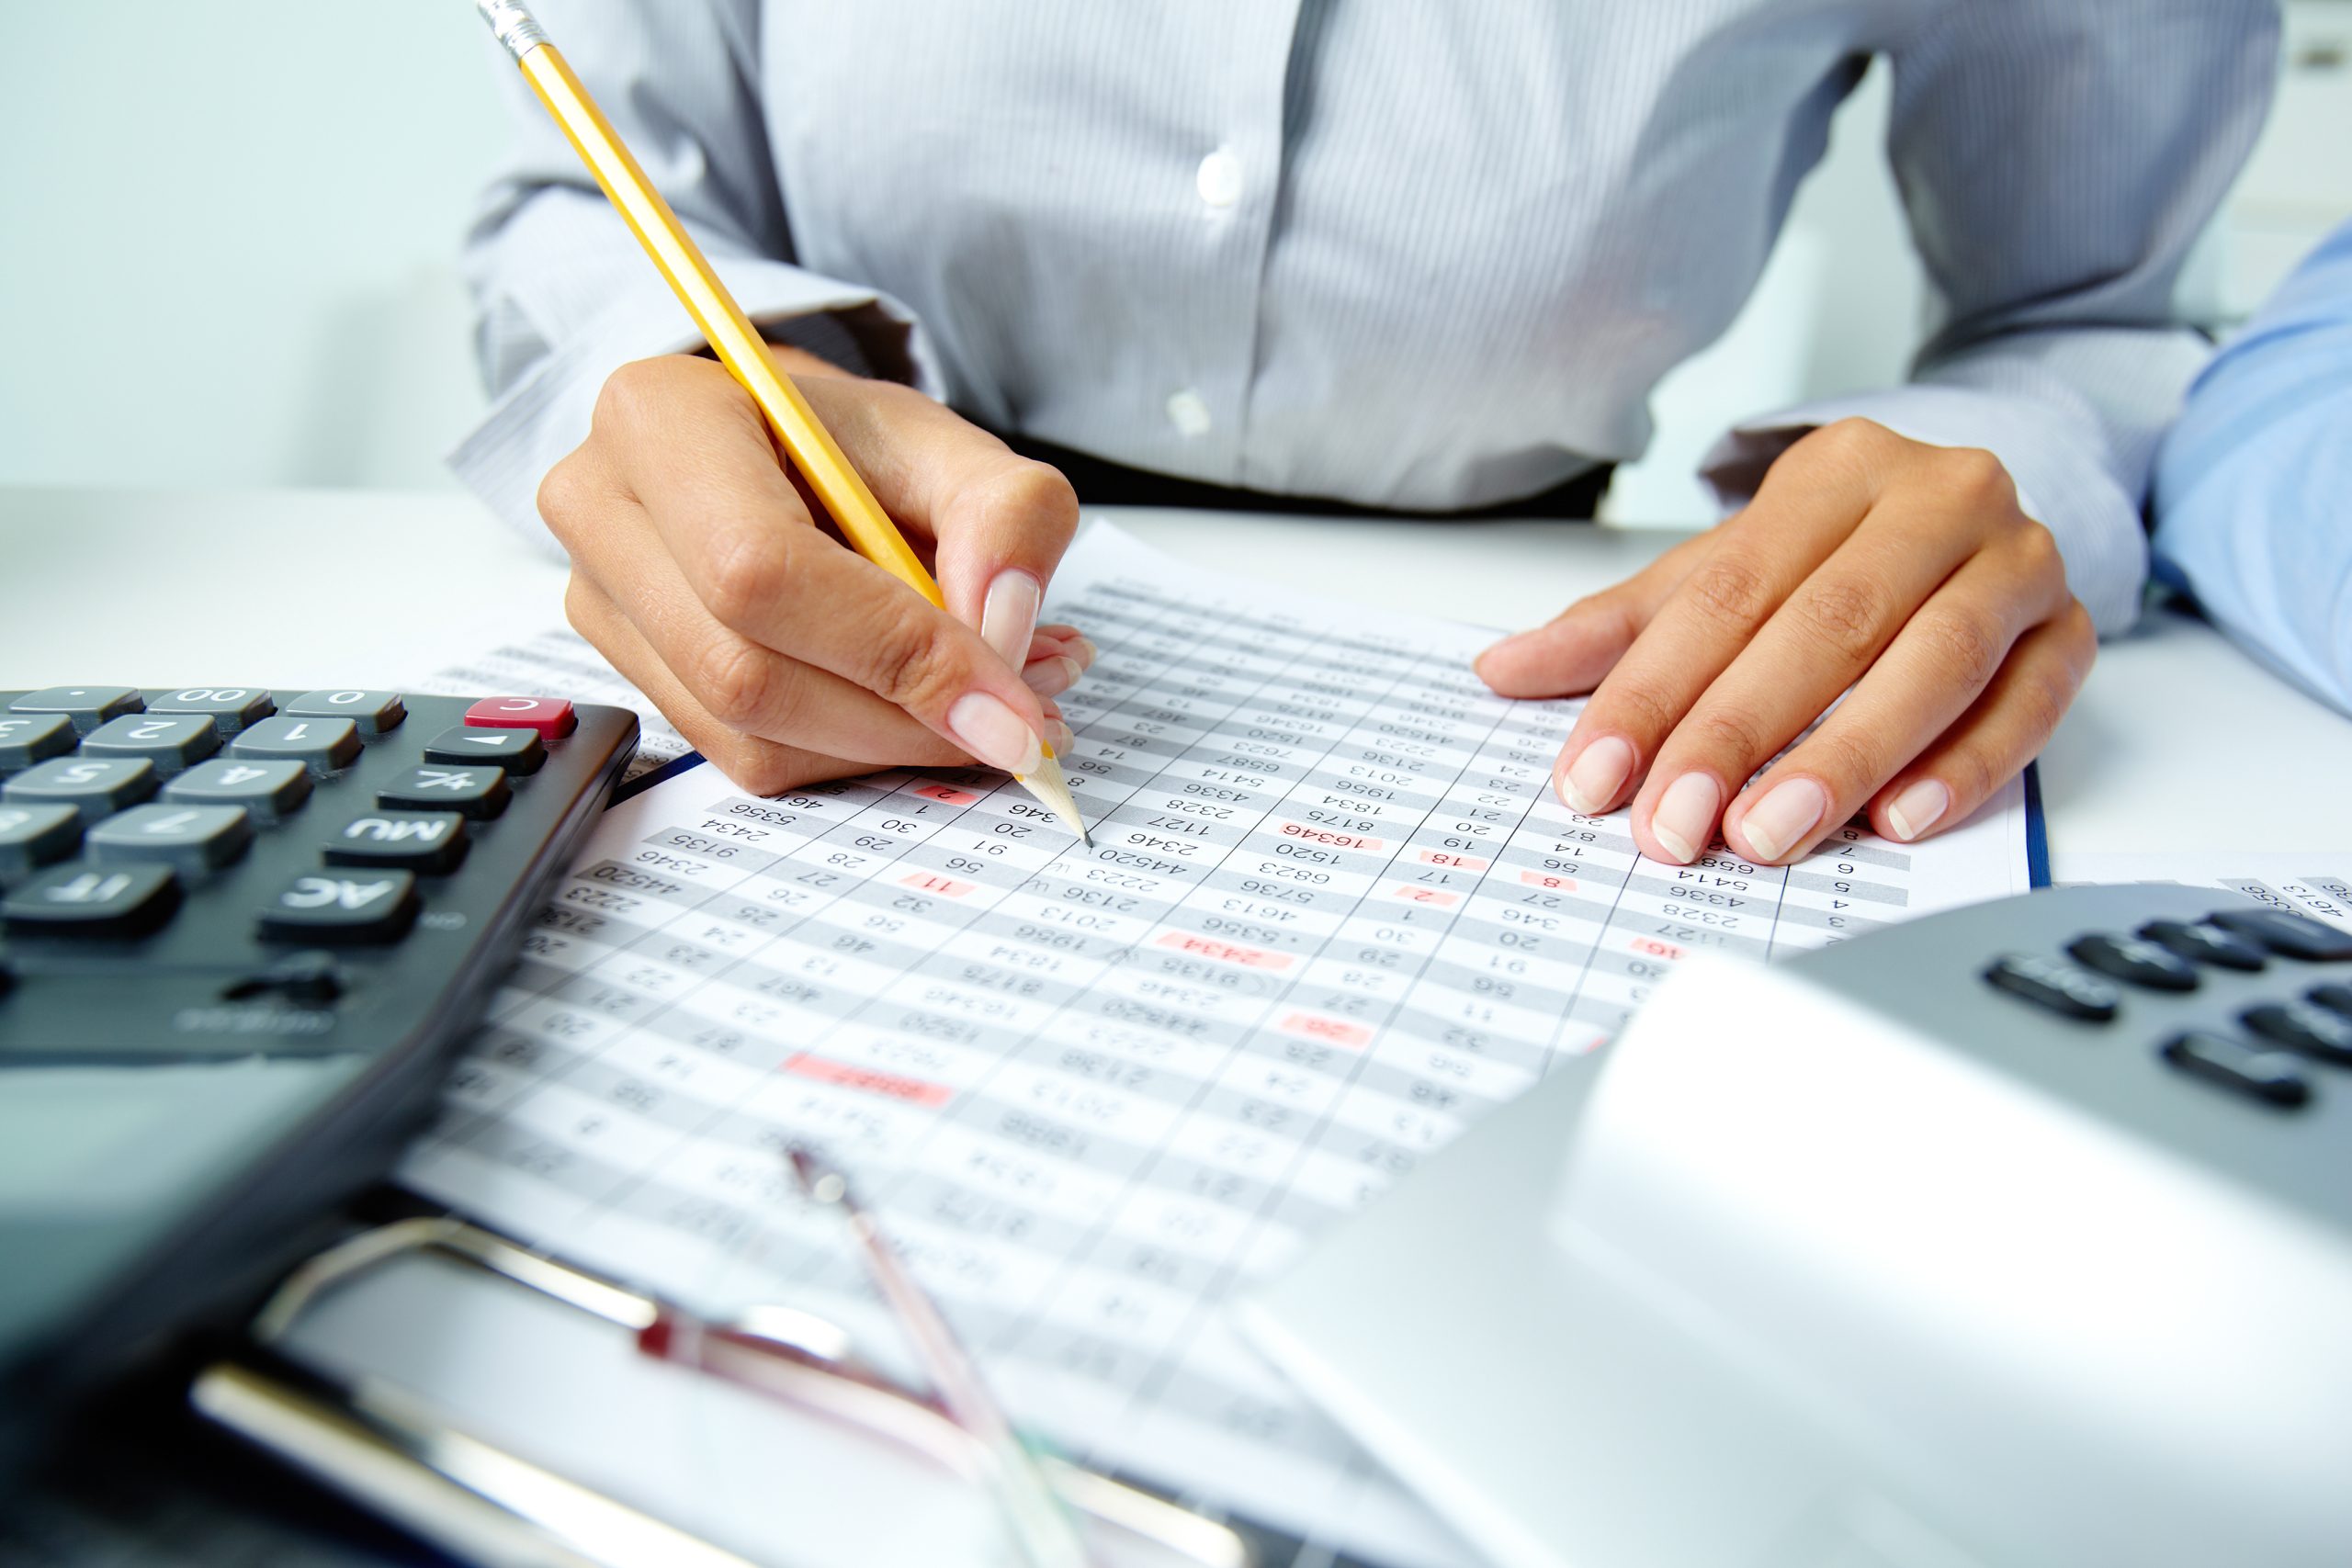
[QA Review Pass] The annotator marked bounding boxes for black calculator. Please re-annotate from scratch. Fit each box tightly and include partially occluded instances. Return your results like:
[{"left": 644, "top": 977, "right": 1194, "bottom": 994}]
[{"left": 0, "top": 684, "right": 636, "bottom": 1455}]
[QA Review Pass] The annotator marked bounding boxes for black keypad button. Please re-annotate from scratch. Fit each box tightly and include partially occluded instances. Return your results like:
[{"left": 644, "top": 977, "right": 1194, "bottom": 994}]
[
  {"left": 2203, "top": 909, "right": 2352, "bottom": 963},
  {"left": 87, "top": 805, "right": 253, "bottom": 874},
  {"left": 2309, "top": 982, "right": 2352, "bottom": 1021},
  {"left": 81, "top": 713, "right": 221, "bottom": 774},
  {"left": 2136, "top": 918, "right": 2266, "bottom": 973},
  {"left": 1983, "top": 953, "right": 2120, "bottom": 1021},
  {"left": 0, "top": 803, "right": 80, "bottom": 880},
  {"left": 9, "top": 686, "right": 143, "bottom": 733},
  {"left": 231, "top": 716, "right": 362, "bottom": 776},
  {"left": 423, "top": 725, "right": 545, "bottom": 774},
  {"left": 4, "top": 863, "right": 180, "bottom": 939},
  {"left": 2240, "top": 1002, "right": 2352, "bottom": 1067},
  {"left": 2065, "top": 932, "right": 2199, "bottom": 992},
  {"left": 378, "top": 765, "right": 510, "bottom": 820},
  {"left": 257, "top": 871, "right": 418, "bottom": 944},
  {"left": 282, "top": 689, "right": 405, "bottom": 735},
  {"left": 0, "top": 713, "right": 74, "bottom": 773},
  {"left": 325, "top": 811, "right": 469, "bottom": 874},
  {"left": 147, "top": 687, "right": 276, "bottom": 735},
  {"left": 4, "top": 757, "right": 158, "bottom": 828},
  {"left": 2160, "top": 1031, "right": 2312, "bottom": 1110},
  {"left": 164, "top": 758, "right": 311, "bottom": 823}
]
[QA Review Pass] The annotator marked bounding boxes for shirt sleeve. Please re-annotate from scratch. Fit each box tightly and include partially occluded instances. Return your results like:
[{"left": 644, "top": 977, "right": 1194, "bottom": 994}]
[
  {"left": 1700, "top": 2, "right": 2280, "bottom": 637},
  {"left": 2150, "top": 221, "right": 2352, "bottom": 716},
  {"left": 449, "top": 0, "right": 943, "bottom": 543}
]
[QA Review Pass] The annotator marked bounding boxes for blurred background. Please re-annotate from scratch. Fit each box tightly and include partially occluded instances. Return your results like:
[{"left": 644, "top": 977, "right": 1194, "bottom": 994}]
[{"left": 2, "top": 3, "right": 2346, "bottom": 524}]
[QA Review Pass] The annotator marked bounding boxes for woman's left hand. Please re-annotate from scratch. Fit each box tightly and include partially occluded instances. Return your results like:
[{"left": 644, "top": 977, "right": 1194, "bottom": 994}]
[{"left": 1476, "top": 418, "right": 2096, "bottom": 866}]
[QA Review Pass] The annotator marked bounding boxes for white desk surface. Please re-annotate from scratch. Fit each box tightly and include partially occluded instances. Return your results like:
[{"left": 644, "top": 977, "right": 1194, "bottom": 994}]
[{"left": 4, "top": 484, "right": 2346, "bottom": 874}]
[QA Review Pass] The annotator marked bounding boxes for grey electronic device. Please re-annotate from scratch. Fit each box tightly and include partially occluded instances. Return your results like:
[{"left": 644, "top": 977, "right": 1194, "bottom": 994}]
[
  {"left": 0, "top": 684, "right": 637, "bottom": 1465},
  {"left": 1244, "top": 883, "right": 2352, "bottom": 1568}
]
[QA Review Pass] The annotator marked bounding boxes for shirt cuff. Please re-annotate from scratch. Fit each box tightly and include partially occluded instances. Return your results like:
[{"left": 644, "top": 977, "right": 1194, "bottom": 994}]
[
  {"left": 1699, "top": 385, "right": 2151, "bottom": 638},
  {"left": 448, "top": 261, "right": 944, "bottom": 548}
]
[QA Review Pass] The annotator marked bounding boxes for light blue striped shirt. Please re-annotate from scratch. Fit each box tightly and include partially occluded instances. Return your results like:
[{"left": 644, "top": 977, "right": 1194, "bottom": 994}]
[
  {"left": 454, "top": 0, "right": 2278, "bottom": 636},
  {"left": 2152, "top": 219, "right": 2352, "bottom": 714}
]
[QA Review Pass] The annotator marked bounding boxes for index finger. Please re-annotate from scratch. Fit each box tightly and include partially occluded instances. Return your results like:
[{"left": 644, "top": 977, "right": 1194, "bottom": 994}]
[{"left": 794, "top": 369, "right": 1081, "bottom": 667}]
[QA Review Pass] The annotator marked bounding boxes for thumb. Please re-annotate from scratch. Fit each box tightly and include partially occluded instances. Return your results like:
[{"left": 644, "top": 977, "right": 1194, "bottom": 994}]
[{"left": 1474, "top": 532, "right": 1710, "bottom": 697}]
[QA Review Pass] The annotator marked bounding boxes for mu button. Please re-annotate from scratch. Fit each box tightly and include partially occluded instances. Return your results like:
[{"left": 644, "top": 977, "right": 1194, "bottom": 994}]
[
  {"left": 325, "top": 811, "right": 469, "bottom": 874},
  {"left": 258, "top": 871, "right": 418, "bottom": 944}
]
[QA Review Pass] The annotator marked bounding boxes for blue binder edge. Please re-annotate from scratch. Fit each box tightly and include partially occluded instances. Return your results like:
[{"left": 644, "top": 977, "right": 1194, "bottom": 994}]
[
  {"left": 610, "top": 750, "right": 707, "bottom": 804},
  {"left": 2024, "top": 760, "right": 2051, "bottom": 889},
  {"left": 613, "top": 751, "right": 2056, "bottom": 884}
]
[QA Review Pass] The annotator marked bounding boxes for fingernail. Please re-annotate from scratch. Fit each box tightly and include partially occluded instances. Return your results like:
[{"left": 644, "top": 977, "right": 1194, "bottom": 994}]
[
  {"left": 1885, "top": 778, "right": 1951, "bottom": 842},
  {"left": 1022, "top": 655, "right": 1083, "bottom": 698},
  {"left": 1739, "top": 776, "right": 1826, "bottom": 863},
  {"left": 947, "top": 691, "right": 1043, "bottom": 776},
  {"left": 1559, "top": 736, "right": 1634, "bottom": 814},
  {"left": 978, "top": 569, "right": 1043, "bottom": 668},
  {"left": 1046, "top": 718, "right": 1075, "bottom": 754},
  {"left": 1069, "top": 636, "right": 1098, "bottom": 671},
  {"left": 1649, "top": 773, "right": 1721, "bottom": 864}
]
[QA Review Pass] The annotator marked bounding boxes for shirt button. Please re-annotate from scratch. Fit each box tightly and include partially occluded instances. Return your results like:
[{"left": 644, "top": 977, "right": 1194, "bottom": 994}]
[
  {"left": 1165, "top": 389, "right": 1213, "bottom": 438},
  {"left": 1195, "top": 148, "right": 1243, "bottom": 209}
]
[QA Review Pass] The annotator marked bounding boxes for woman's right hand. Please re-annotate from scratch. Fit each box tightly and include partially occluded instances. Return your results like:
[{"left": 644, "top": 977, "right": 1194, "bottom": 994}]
[{"left": 540, "top": 344, "right": 1092, "bottom": 794}]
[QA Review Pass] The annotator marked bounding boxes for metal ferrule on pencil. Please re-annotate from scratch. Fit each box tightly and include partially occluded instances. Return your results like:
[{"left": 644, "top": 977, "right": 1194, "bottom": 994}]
[{"left": 476, "top": 0, "right": 549, "bottom": 60}]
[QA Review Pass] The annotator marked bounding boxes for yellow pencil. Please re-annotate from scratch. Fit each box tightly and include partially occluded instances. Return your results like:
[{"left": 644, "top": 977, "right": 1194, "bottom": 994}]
[{"left": 474, "top": 0, "right": 1089, "bottom": 844}]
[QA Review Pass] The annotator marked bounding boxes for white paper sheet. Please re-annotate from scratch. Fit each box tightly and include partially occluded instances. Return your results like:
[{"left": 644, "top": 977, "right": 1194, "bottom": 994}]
[{"left": 399, "top": 521, "right": 2030, "bottom": 1564}]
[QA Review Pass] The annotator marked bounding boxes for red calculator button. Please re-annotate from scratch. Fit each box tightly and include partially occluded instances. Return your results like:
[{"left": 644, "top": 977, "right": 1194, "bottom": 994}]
[{"left": 462, "top": 696, "right": 576, "bottom": 739}]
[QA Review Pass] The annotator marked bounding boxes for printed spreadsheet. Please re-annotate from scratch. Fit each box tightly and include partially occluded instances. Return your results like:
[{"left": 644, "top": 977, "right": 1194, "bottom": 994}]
[{"left": 401, "top": 522, "right": 2029, "bottom": 1563}]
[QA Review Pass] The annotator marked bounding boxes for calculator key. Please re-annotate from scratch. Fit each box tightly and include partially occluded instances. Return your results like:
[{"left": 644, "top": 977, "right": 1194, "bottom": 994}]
[
  {"left": 2136, "top": 919, "right": 2266, "bottom": 973},
  {"left": 1982, "top": 953, "right": 2119, "bottom": 1021},
  {"left": 2310, "top": 982, "right": 2352, "bottom": 1021},
  {"left": 0, "top": 804, "right": 81, "bottom": 880},
  {"left": 4, "top": 756, "right": 158, "bottom": 828},
  {"left": 165, "top": 758, "right": 312, "bottom": 823},
  {"left": 463, "top": 695, "right": 575, "bottom": 739},
  {"left": 2064, "top": 932, "right": 2198, "bottom": 992},
  {"left": 232, "top": 716, "right": 362, "bottom": 775},
  {"left": 9, "top": 685, "right": 143, "bottom": 733},
  {"left": 2202, "top": 909, "right": 2352, "bottom": 963},
  {"left": 257, "top": 871, "right": 418, "bottom": 944},
  {"left": 87, "top": 804, "right": 253, "bottom": 874},
  {"left": 2239, "top": 1002, "right": 2352, "bottom": 1067},
  {"left": 325, "top": 811, "right": 469, "bottom": 874},
  {"left": 147, "top": 687, "right": 276, "bottom": 735},
  {"left": 2159, "top": 1031, "right": 2312, "bottom": 1110},
  {"left": 3, "top": 863, "right": 179, "bottom": 939},
  {"left": 424, "top": 725, "right": 545, "bottom": 774},
  {"left": 82, "top": 713, "right": 222, "bottom": 774},
  {"left": 0, "top": 713, "right": 74, "bottom": 773},
  {"left": 283, "top": 689, "right": 406, "bottom": 735},
  {"left": 377, "top": 766, "right": 510, "bottom": 820}
]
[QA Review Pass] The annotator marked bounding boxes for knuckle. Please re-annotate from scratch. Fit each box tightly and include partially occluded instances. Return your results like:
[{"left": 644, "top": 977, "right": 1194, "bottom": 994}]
[
  {"left": 1932, "top": 446, "right": 2016, "bottom": 508},
  {"left": 692, "top": 635, "right": 781, "bottom": 730},
  {"left": 1804, "top": 725, "right": 1885, "bottom": 792},
  {"left": 592, "top": 356, "right": 668, "bottom": 431},
  {"left": 1596, "top": 679, "right": 1683, "bottom": 747},
  {"left": 867, "top": 611, "right": 964, "bottom": 714},
  {"left": 560, "top": 572, "right": 598, "bottom": 637},
  {"left": 1913, "top": 604, "right": 2009, "bottom": 691},
  {"left": 1803, "top": 417, "right": 1892, "bottom": 468},
  {"left": 699, "top": 526, "right": 792, "bottom": 631},
  {"left": 987, "top": 459, "right": 1081, "bottom": 543},
  {"left": 2013, "top": 665, "right": 2077, "bottom": 741},
  {"left": 1683, "top": 554, "right": 1778, "bottom": 626},
  {"left": 537, "top": 454, "right": 594, "bottom": 541},
  {"left": 1787, "top": 575, "right": 1890, "bottom": 663},
  {"left": 1685, "top": 705, "right": 1772, "bottom": 766}
]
